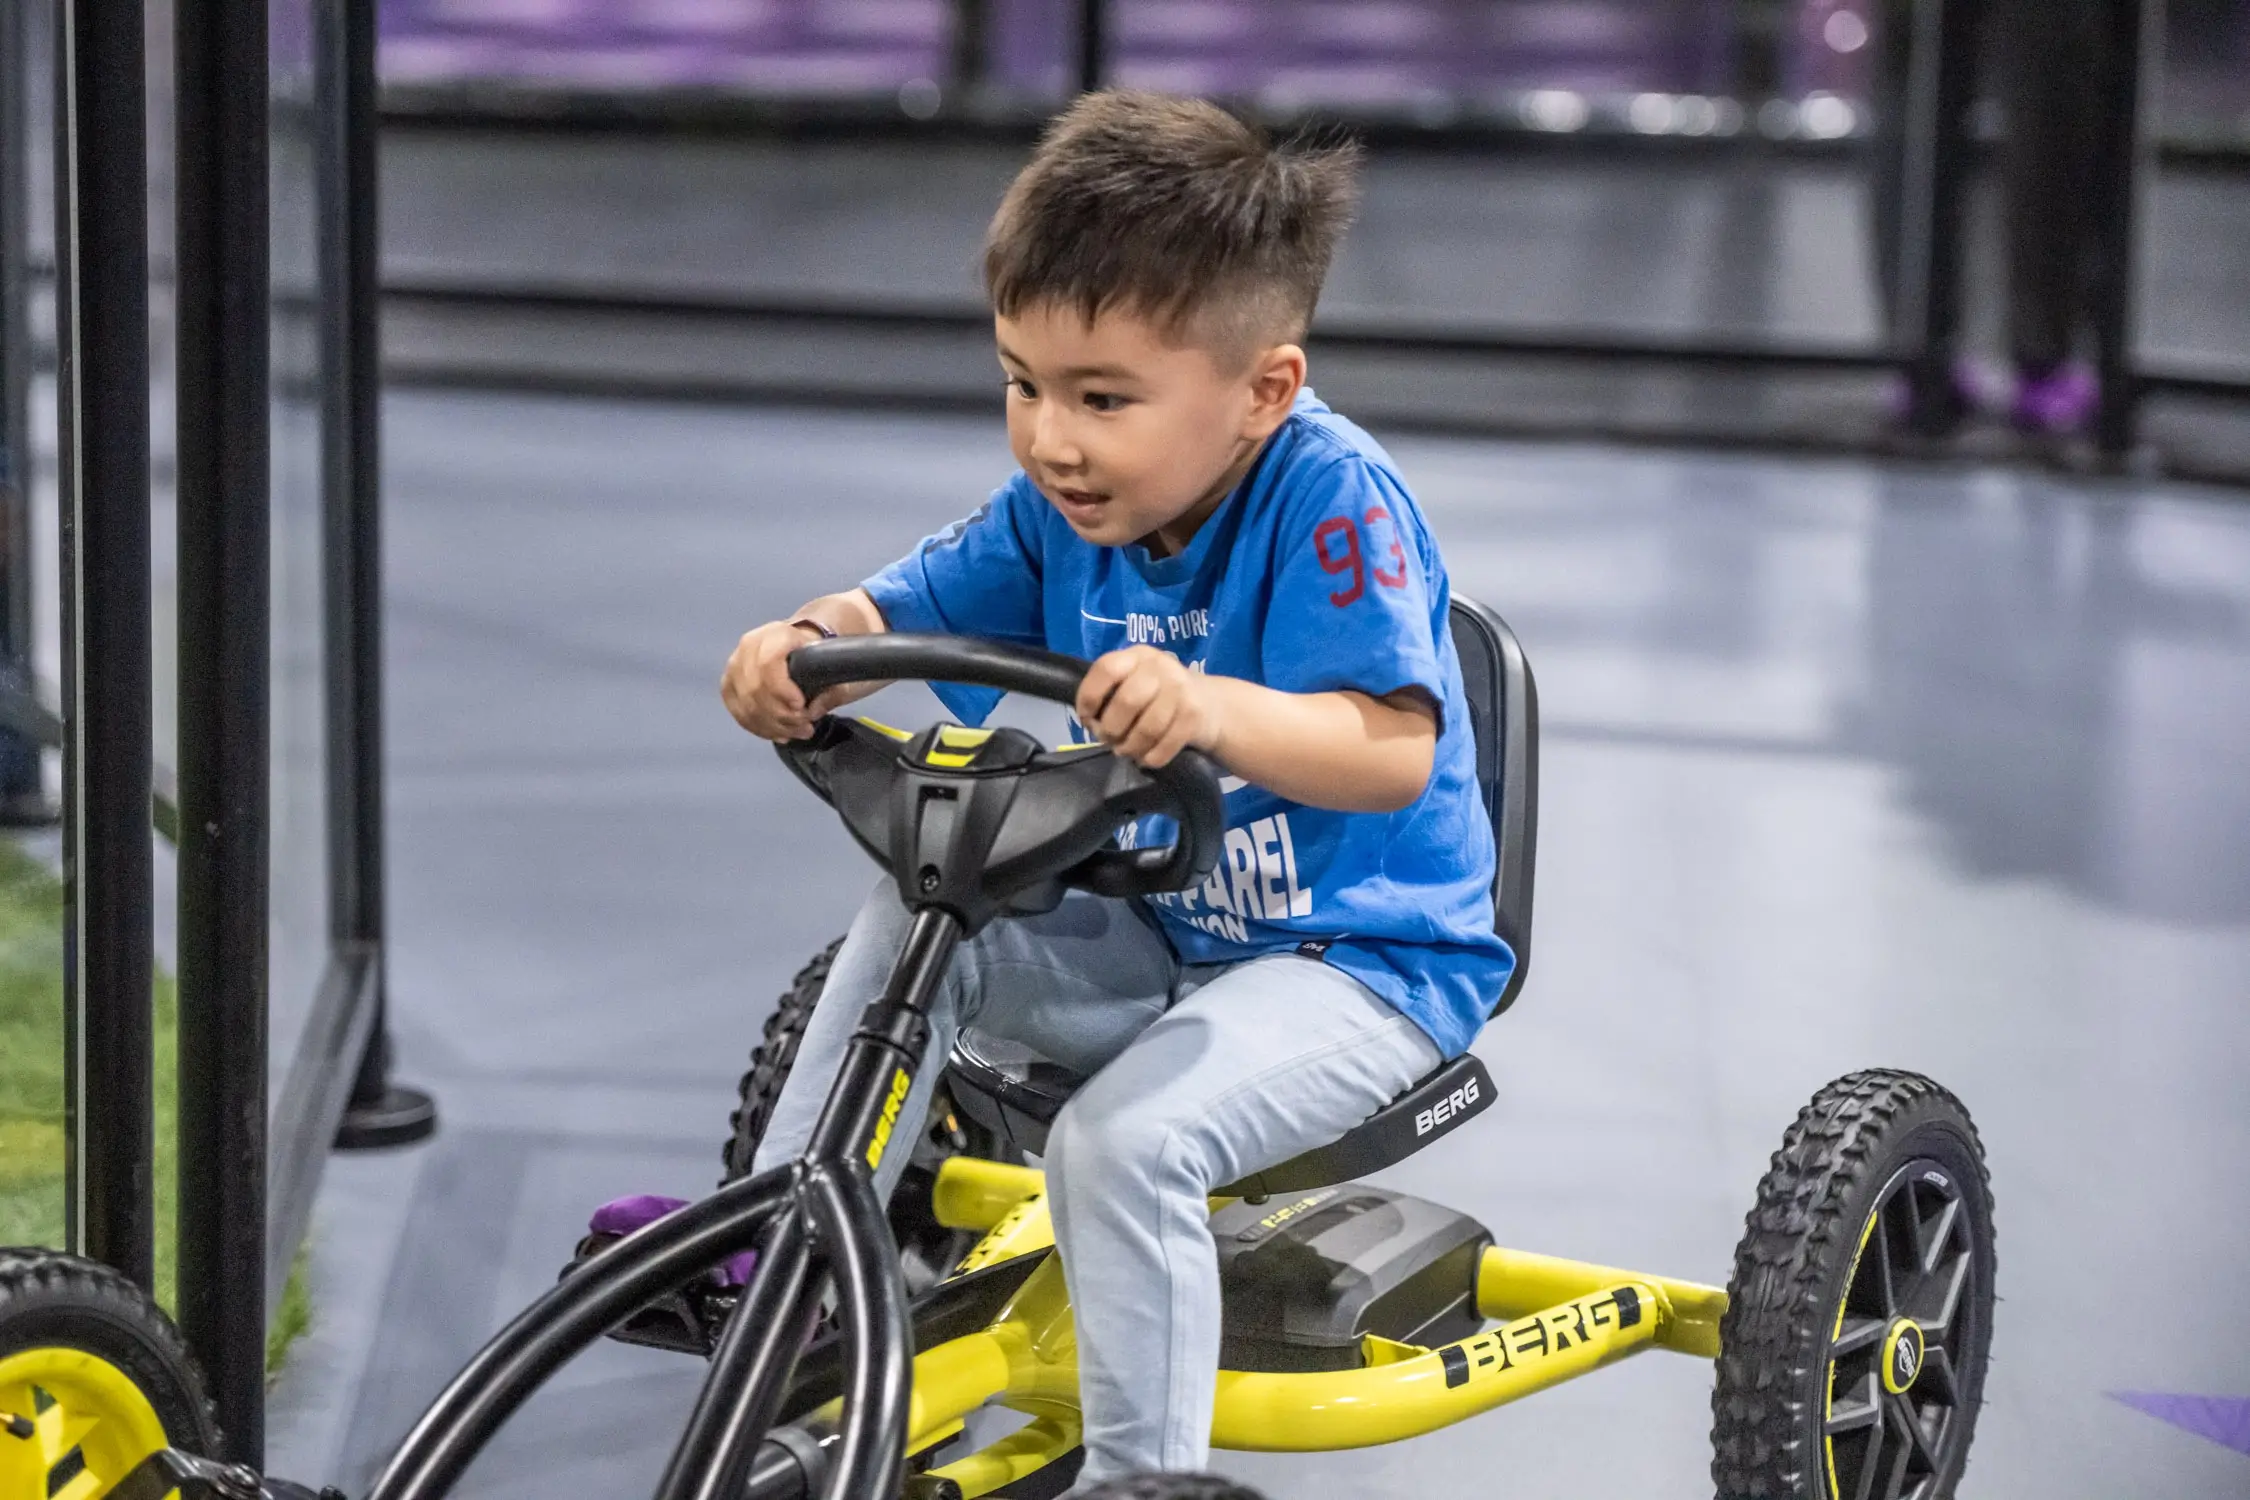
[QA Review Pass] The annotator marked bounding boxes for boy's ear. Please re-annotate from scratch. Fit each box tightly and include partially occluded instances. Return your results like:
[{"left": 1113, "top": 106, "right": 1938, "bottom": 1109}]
[{"left": 1241, "top": 343, "right": 1308, "bottom": 438}]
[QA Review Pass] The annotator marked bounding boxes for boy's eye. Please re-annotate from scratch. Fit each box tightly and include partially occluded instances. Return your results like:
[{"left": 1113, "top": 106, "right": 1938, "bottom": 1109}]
[
  {"left": 1008, "top": 377, "right": 1038, "bottom": 401},
  {"left": 1083, "top": 392, "right": 1129, "bottom": 413}
]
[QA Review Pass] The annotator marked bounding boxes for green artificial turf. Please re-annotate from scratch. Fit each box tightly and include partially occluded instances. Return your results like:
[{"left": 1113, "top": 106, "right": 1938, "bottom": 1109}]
[
  {"left": 268, "top": 1244, "right": 313, "bottom": 1381},
  {"left": 0, "top": 835, "right": 82, "bottom": 1257},
  {"left": 0, "top": 838, "right": 310, "bottom": 1376}
]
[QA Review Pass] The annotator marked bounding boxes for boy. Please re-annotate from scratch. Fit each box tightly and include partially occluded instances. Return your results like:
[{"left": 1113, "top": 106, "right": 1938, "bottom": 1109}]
[{"left": 721, "top": 91, "right": 1512, "bottom": 1486}]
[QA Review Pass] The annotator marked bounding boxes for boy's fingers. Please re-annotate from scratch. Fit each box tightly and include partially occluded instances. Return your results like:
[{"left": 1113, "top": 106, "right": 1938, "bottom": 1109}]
[
  {"left": 1143, "top": 712, "right": 1198, "bottom": 770},
  {"left": 762, "top": 663, "right": 807, "bottom": 714},
  {"left": 1097, "top": 668, "right": 1163, "bottom": 738},
  {"left": 1121, "top": 698, "right": 1179, "bottom": 761},
  {"left": 1081, "top": 647, "right": 1162, "bottom": 722},
  {"left": 1076, "top": 658, "right": 1125, "bottom": 725}
]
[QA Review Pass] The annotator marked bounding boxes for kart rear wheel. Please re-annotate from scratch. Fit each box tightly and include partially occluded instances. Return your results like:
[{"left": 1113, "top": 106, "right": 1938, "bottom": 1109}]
[
  {"left": 721, "top": 937, "right": 1017, "bottom": 1291},
  {"left": 1710, "top": 1070, "right": 1995, "bottom": 1500},
  {"left": 0, "top": 1248, "right": 222, "bottom": 1497}
]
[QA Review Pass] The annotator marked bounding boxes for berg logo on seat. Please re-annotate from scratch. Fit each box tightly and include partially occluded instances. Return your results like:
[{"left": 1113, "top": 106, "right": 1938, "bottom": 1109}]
[{"left": 1414, "top": 1075, "right": 1480, "bottom": 1136}]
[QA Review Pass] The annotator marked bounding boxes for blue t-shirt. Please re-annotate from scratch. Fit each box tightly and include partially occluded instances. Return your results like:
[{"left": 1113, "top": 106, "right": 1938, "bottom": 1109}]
[{"left": 862, "top": 390, "right": 1512, "bottom": 1058}]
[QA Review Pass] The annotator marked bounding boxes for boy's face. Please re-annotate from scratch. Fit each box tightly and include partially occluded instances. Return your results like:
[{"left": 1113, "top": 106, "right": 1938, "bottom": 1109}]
[{"left": 996, "top": 302, "right": 1305, "bottom": 554}]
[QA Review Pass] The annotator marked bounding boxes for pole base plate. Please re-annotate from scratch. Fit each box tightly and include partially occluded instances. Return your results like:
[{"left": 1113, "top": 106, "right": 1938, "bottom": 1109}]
[{"left": 335, "top": 1083, "right": 438, "bottom": 1150}]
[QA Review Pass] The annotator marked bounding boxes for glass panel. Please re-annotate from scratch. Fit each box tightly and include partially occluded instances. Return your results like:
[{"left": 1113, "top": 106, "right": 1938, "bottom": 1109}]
[
  {"left": 0, "top": 0, "right": 63, "bottom": 1255},
  {"left": 146, "top": 0, "right": 180, "bottom": 1303},
  {"left": 268, "top": 0, "right": 330, "bottom": 1096}
]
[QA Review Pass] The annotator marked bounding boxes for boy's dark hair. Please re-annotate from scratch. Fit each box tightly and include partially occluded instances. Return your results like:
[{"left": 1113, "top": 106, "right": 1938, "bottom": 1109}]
[
  {"left": 1072, "top": 1473, "right": 1270, "bottom": 1500},
  {"left": 984, "top": 90, "right": 1362, "bottom": 358}
]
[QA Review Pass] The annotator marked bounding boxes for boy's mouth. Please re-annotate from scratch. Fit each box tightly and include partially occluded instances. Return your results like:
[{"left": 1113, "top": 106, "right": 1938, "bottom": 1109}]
[{"left": 1052, "top": 486, "right": 1110, "bottom": 520}]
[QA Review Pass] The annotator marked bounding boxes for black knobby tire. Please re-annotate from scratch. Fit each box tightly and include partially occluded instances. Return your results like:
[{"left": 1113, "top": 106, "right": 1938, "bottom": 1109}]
[
  {"left": 720, "top": 938, "right": 1014, "bottom": 1290},
  {"left": 1711, "top": 1070, "right": 1996, "bottom": 1500},
  {"left": 0, "top": 1248, "right": 223, "bottom": 1471},
  {"left": 722, "top": 938, "right": 844, "bottom": 1182}
]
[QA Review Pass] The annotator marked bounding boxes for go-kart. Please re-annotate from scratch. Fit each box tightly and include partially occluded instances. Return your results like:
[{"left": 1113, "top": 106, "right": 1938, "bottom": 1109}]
[{"left": 2, "top": 604, "right": 1996, "bottom": 1500}]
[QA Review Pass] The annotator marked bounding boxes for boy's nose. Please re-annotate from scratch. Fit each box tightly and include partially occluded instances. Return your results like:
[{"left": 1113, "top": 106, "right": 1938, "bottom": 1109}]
[{"left": 1028, "top": 407, "right": 1083, "bottom": 471}]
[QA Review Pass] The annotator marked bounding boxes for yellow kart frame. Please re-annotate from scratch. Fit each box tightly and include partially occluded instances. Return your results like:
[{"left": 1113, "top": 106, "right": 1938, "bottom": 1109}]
[{"left": 859, "top": 1157, "right": 1727, "bottom": 1495}]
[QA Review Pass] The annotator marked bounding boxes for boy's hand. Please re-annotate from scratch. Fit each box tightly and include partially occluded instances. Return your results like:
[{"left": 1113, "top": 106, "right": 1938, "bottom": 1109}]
[
  {"left": 722, "top": 620, "right": 835, "bottom": 740},
  {"left": 1077, "top": 646, "right": 1222, "bottom": 770}
]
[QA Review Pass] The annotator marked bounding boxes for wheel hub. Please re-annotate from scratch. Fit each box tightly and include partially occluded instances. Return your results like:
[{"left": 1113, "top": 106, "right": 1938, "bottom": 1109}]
[
  {"left": 1822, "top": 1159, "right": 1977, "bottom": 1500},
  {"left": 1881, "top": 1319, "right": 1926, "bottom": 1395},
  {"left": 0, "top": 1347, "right": 172, "bottom": 1499}
]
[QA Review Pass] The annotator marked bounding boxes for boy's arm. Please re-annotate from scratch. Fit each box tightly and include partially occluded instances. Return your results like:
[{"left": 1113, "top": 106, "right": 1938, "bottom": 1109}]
[
  {"left": 1076, "top": 646, "right": 1437, "bottom": 814},
  {"left": 792, "top": 587, "right": 888, "bottom": 642},
  {"left": 720, "top": 587, "right": 888, "bottom": 741}
]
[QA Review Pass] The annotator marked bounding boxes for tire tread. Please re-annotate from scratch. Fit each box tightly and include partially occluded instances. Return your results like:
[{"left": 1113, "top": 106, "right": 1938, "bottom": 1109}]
[
  {"left": 722, "top": 937, "right": 844, "bottom": 1182},
  {"left": 0, "top": 1249, "right": 222, "bottom": 1456}
]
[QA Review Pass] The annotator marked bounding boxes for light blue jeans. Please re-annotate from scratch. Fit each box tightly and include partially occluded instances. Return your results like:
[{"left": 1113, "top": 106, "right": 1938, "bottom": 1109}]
[{"left": 752, "top": 878, "right": 1443, "bottom": 1486}]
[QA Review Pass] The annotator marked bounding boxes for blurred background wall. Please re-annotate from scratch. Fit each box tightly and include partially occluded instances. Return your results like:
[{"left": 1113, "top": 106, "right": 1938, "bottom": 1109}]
[{"left": 355, "top": 0, "right": 2250, "bottom": 480}]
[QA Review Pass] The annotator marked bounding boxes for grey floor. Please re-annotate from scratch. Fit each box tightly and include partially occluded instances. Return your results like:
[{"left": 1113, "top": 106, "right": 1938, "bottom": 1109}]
[{"left": 263, "top": 390, "right": 2250, "bottom": 1499}]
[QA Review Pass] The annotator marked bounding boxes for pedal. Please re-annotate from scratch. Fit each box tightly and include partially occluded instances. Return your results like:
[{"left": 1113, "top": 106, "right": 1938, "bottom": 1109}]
[
  {"left": 560, "top": 1233, "right": 728, "bottom": 1356},
  {"left": 902, "top": 1477, "right": 965, "bottom": 1500}
]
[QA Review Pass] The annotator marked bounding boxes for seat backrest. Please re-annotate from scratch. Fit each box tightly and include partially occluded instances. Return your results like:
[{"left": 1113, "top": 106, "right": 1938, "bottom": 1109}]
[{"left": 1447, "top": 596, "right": 1538, "bottom": 1014}]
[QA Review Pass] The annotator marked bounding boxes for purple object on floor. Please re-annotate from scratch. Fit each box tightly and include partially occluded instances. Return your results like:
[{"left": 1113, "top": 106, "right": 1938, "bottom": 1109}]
[
  {"left": 588, "top": 1194, "right": 758, "bottom": 1286},
  {"left": 2011, "top": 362, "right": 2100, "bottom": 434},
  {"left": 2109, "top": 1391, "right": 2250, "bottom": 1457}
]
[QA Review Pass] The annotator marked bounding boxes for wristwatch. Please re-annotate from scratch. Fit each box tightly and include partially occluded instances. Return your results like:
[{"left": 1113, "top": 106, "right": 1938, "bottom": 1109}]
[{"left": 789, "top": 618, "right": 838, "bottom": 641}]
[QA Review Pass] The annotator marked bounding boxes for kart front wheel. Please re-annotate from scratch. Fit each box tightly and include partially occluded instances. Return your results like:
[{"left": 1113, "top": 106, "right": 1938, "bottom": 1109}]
[
  {"left": 1710, "top": 1069, "right": 1996, "bottom": 1500},
  {"left": 0, "top": 1248, "right": 222, "bottom": 1498}
]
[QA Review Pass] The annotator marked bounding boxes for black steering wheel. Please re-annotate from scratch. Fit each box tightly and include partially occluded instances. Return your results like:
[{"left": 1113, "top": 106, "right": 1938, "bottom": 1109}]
[{"left": 778, "top": 634, "right": 1226, "bottom": 925}]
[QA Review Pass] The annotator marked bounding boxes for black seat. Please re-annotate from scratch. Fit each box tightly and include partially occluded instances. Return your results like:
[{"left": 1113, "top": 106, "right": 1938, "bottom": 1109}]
[{"left": 944, "top": 595, "right": 1538, "bottom": 1195}]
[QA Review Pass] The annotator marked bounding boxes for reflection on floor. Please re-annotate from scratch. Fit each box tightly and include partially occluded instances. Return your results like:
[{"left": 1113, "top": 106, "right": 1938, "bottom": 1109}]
[{"left": 265, "top": 390, "right": 2250, "bottom": 1499}]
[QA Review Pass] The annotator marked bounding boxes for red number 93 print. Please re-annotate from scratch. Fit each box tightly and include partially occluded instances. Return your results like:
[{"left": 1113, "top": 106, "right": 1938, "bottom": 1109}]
[{"left": 1314, "top": 507, "right": 1412, "bottom": 607}]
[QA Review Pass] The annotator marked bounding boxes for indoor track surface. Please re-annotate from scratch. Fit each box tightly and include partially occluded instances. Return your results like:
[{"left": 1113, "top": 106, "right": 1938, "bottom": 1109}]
[{"left": 265, "top": 390, "right": 2250, "bottom": 1499}]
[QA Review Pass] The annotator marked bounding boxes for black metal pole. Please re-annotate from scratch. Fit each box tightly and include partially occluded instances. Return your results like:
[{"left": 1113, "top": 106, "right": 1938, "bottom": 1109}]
[
  {"left": 653, "top": 908, "right": 957, "bottom": 1500},
  {"left": 651, "top": 1205, "right": 825, "bottom": 1500},
  {"left": 1075, "top": 0, "right": 1107, "bottom": 94},
  {"left": 0, "top": 0, "right": 48, "bottom": 825},
  {"left": 329, "top": 0, "right": 435, "bottom": 1151},
  {"left": 1895, "top": 0, "right": 1982, "bottom": 437},
  {"left": 947, "top": 0, "right": 989, "bottom": 98},
  {"left": 1731, "top": 0, "right": 1787, "bottom": 102},
  {"left": 804, "top": 1165, "right": 913, "bottom": 1500},
  {"left": 53, "top": 0, "right": 156, "bottom": 1290},
  {"left": 173, "top": 0, "right": 272, "bottom": 1463},
  {"left": 2092, "top": 0, "right": 2158, "bottom": 457}
]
